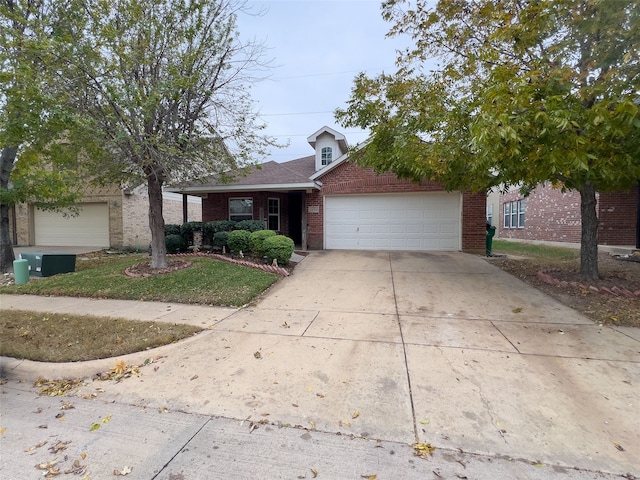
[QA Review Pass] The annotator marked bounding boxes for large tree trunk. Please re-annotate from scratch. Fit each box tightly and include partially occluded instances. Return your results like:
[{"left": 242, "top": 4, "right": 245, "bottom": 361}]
[
  {"left": 147, "top": 172, "right": 167, "bottom": 269},
  {"left": 0, "top": 147, "right": 18, "bottom": 273},
  {"left": 579, "top": 181, "right": 599, "bottom": 280}
]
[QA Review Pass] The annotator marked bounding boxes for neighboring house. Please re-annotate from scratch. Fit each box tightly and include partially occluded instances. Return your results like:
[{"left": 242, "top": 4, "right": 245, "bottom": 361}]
[
  {"left": 10, "top": 185, "right": 202, "bottom": 249},
  {"left": 169, "top": 126, "right": 486, "bottom": 253},
  {"left": 498, "top": 182, "right": 639, "bottom": 246}
]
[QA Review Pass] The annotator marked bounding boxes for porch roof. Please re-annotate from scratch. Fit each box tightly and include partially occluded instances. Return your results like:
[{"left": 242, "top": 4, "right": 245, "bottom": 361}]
[{"left": 168, "top": 156, "right": 320, "bottom": 195}]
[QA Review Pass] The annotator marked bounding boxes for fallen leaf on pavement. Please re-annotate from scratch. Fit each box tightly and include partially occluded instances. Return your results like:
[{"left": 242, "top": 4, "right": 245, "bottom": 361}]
[
  {"left": 114, "top": 465, "right": 133, "bottom": 476},
  {"left": 111, "top": 360, "right": 127, "bottom": 374},
  {"left": 352, "top": 410, "right": 360, "bottom": 419},
  {"left": 311, "top": 468, "right": 318, "bottom": 478},
  {"left": 90, "top": 423, "right": 100, "bottom": 431},
  {"left": 25, "top": 441, "right": 47, "bottom": 452},
  {"left": 254, "top": 351, "right": 262, "bottom": 359},
  {"left": 64, "top": 459, "right": 87, "bottom": 475},
  {"left": 339, "top": 420, "right": 351, "bottom": 427},
  {"left": 49, "top": 440, "right": 70, "bottom": 453},
  {"left": 413, "top": 442, "right": 436, "bottom": 458},
  {"left": 512, "top": 307, "right": 523, "bottom": 313},
  {"left": 420, "top": 419, "right": 430, "bottom": 425},
  {"left": 361, "top": 475, "right": 377, "bottom": 479},
  {"left": 34, "top": 377, "right": 85, "bottom": 396},
  {"left": 613, "top": 441, "right": 625, "bottom": 451},
  {"left": 309, "top": 421, "right": 316, "bottom": 429}
]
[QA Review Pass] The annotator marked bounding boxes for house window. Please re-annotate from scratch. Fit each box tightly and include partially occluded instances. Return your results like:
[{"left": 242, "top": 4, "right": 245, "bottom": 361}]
[
  {"left": 510, "top": 200, "right": 518, "bottom": 228},
  {"left": 268, "top": 198, "right": 279, "bottom": 231},
  {"left": 503, "top": 199, "right": 525, "bottom": 228},
  {"left": 321, "top": 147, "right": 332, "bottom": 166},
  {"left": 229, "top": 198, "right": 253, "bottom": 222},
  {"left": 518, "top": 199, "right": 526, "bottom": 228},
  {"left": 486, "top": 204, "right": 493, "bottom": 226},
  {"left": 503, "top": 202, "right": 510, "bottom": 228}
]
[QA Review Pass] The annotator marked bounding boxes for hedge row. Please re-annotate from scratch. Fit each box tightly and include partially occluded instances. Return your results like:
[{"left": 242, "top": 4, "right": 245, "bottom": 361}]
[
  {"left": 165, "top": 220, "right": 266, "bottom": 246},
  {"left": 163, "top": 224, "right": 294, "bottom": 265}
]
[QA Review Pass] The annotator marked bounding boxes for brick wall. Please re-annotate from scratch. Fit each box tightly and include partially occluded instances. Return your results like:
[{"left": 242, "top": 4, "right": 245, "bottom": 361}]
[
  {"left": 500, "top": 183, "right": 582, "bottom": 243},
  {"left": 309, "top": 161, "right": 485, "bottom": 252},
  {"left": 499, "top": 182, "right": 638, "bottom": 246},
  {"left": 122, "top": 193, "right": 202, "bottom": 248},
  {"left": 598, "top": 185, "right": 638, "bottom": 245},
  {"left": 202, "top": 191, "right": 290, "bottom": 235},
  {"left": 462, "top": 191, "right": 487, "bottom": 254}
]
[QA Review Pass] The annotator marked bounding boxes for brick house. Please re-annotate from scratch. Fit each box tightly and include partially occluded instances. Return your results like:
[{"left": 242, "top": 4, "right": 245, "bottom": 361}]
[
  {"left": 169, "top": 126, "right": 486, "bottom": 253},
  {"left": 497, "top": 182, "right": 639, "bottom": 247},
  {"left": 9, "top": 185, "right": 202, "bottom": 250}
]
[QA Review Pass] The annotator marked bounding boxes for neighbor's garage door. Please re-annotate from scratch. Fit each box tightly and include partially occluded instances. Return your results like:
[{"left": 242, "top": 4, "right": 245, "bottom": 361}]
[
  {"left": 325, "top": 193, "right": 461, "bottom": 250},
  {"left": 34, "top": 203, "right": 110, "bottom": 247}
]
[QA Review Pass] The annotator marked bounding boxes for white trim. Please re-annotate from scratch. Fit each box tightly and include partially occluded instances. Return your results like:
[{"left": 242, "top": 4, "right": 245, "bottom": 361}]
[
  {"left": 310, "top": 138, "right": 370, "bottom": 181},
  {"left": 268, "top": 197, "right": 280, "bottom": 231},
  {"left": 167, "top": 182, "right": 318, "bottom": 194},
  {"left": 307, "top": 126, "right": 348, "bottom": 151}
]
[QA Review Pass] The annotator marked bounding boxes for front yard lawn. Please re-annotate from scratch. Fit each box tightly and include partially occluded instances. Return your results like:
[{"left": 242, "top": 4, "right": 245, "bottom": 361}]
[{"left": 2, "top": 254, "right": 278, "bottom": 306}]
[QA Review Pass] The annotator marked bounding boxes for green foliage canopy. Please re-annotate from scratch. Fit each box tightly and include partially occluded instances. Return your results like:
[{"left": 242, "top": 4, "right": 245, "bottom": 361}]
[{"left": 336, "top": 0, "right": 640, "bottom": 194}]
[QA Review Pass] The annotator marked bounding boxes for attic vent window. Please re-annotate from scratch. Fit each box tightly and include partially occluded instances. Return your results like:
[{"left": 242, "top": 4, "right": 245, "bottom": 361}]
[{"left": 321, "top": 147, "right": 332, "bottom": 166}]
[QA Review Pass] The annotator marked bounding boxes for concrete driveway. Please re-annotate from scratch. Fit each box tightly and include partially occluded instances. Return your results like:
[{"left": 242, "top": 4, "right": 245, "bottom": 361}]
[{"left": 1, "top": 250, "right": 638, "bottom": 478}]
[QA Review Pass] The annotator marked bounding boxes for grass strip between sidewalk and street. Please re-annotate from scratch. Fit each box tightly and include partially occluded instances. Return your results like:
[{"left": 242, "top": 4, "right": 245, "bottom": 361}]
[{"left": 0, "top": 309, "right": 203, "bottom": 362}]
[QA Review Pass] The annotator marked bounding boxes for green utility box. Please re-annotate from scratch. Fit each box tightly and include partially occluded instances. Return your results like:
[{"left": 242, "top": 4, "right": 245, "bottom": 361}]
[
  {"left": 486, "top": 226, "right": 496, "bottom": 256},
  {"left": 19, "top": 252, "right": 77, "bottom": 277},
  {"left": 13, "top": 258, "right": 29, "bottom": 284}
]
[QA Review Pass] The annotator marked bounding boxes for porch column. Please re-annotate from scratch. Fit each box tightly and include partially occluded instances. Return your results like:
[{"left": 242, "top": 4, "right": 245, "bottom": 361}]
[
  {"left": 182, "top": 194, "right": 188, "bottom": 223},
  {"left": 301, "top": 193, "right": 307, "bottom": 250}
]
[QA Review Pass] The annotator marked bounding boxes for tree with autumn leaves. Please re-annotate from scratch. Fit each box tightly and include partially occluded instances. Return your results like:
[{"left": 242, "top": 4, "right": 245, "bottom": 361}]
[
  {"left": 1, "top": 0, "right": 275, "bottom": 271},
  {"left": 337, "top": 0, "right": 640, "bottom": 280}
]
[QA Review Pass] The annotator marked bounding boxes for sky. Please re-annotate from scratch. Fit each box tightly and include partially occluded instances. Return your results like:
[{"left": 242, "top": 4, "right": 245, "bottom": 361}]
[{"left": 236, "top": 0, "right": 413, "bottom": 163}]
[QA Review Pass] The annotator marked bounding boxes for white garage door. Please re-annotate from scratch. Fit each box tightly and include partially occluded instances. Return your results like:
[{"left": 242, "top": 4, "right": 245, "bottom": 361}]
[
  {"left": 34, "top": 203, "right": 110, "bottom": 247},
  {"left": 325, "top": 193, "right": 461, "bottom": 250}
]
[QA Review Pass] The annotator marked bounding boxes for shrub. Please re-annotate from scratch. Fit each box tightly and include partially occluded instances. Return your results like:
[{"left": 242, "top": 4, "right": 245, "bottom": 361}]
[
  {"left": 165, "top": 224, "right": 181, "bottom": 236},
  {"left": 165, "top": 234, "right": 185, "bottom": 254},
  {"left": 263, "top": 235, "right": 294, "bottom": 266},
  {"left": 203, "top": 220, "right": 236, "bottom": 244},
  {"left": 180, "top": 221, "right": 203, "bottom": 245},
  {"left": 234, "top": 219, "right": 266, "bottom": 232},
  {"left": 212, "top": 231, "right": 229, "bottom": 250},
  {"left": 250, "top": 230, "right": 277, "bottom": 258},
  {"left": 227, "top": 230, "right": 251, "bottom": 254}
]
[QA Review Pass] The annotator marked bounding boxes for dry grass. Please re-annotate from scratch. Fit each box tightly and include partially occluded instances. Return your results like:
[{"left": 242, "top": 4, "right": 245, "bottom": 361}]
[
  {"left": 0, "top": 309, "right": 202, "bottom": 362},
  {"left": 490, "top": 241, "right": 640, "bottom": 327}
]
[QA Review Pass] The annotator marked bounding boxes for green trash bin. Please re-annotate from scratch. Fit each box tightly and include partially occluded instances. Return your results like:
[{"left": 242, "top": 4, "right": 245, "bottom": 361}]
[
  {"left": 486, "top": 225, "right": 496, "bottom": 256},
  {"left": 13, "top": 258, "right": 29, "bottom": 284}
]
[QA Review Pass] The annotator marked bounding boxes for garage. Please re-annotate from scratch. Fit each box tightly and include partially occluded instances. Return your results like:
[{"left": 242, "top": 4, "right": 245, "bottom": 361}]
[
  {"left": 324, "top": 192, "right": 461, "bottom": 250},
  {"left": 34, "top": 203, "right": 110, "bottom": 247}
]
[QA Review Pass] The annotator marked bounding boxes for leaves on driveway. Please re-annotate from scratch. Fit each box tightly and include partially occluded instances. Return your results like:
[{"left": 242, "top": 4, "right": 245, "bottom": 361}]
[
  {"left": 34, "top": 377, "right": 85, "bottom": 396},
  {"left": 413, "top": 442, "right": 436, "bottom": 458}
]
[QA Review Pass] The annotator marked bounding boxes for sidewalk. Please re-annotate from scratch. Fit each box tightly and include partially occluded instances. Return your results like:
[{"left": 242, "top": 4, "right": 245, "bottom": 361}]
[{"left": 1, "top": 250, "right": 639, "bottom": 479}]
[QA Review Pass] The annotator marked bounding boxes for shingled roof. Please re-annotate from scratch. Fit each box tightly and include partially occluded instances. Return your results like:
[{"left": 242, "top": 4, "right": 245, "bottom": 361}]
[{"left": 172, "top": 155, "right": 318, "bottom": 193}]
